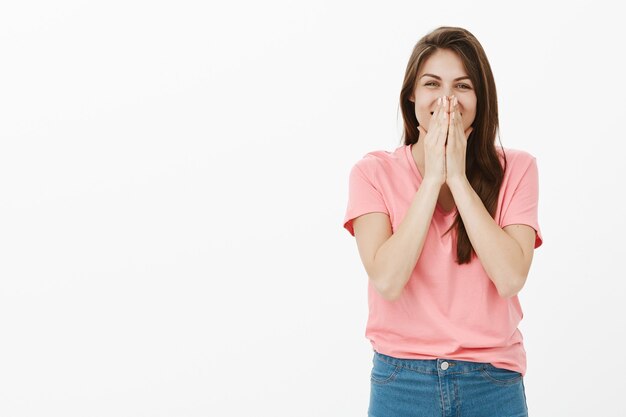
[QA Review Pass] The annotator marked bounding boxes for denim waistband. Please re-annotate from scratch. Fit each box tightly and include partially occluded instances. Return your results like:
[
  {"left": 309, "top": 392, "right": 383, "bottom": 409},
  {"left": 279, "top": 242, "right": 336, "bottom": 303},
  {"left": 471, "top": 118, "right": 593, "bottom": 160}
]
[{"left": 374, "top": 350, "right": 491, "bottom": 375}]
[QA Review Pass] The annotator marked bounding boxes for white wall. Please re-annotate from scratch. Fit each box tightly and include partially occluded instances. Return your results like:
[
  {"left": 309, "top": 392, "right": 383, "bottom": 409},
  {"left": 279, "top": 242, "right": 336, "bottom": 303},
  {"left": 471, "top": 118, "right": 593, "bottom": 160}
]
[{"left": 1, "top": 0, "right": 624, "bottom": 415}]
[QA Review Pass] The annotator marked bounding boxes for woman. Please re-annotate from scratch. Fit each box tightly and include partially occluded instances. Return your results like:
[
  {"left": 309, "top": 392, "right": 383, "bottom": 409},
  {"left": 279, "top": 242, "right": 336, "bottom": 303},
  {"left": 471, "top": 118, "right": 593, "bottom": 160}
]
[{"left": 343, "top": 26, "right": 542, "bottom": 417}]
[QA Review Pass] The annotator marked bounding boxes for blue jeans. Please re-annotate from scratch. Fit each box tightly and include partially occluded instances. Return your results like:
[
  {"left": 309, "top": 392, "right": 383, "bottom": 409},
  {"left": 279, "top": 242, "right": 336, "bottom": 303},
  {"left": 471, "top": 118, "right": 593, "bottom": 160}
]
[{"left": 369, "top": 351, "right": 528, "bottom": 417}]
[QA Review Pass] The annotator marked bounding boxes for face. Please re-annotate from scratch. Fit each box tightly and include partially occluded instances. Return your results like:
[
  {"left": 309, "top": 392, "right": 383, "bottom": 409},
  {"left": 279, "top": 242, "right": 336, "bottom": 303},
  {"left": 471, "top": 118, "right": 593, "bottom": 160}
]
[{"left": 410, "top": 48, "right": 477, "bottom": 134}]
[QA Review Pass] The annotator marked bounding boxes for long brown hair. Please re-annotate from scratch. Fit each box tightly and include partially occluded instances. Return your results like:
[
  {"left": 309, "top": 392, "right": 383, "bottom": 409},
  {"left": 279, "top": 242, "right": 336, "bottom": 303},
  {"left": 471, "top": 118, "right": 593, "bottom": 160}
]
[{"left": 399, "top": 26, "right": 507, "bottom": 264}]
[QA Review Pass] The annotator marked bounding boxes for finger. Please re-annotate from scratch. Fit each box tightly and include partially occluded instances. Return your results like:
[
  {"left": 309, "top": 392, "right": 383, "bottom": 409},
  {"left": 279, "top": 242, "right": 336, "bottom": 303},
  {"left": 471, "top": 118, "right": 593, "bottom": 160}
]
[
  {"left": 439, "top": 96, "right": 449, "bottom": 143},
  {"left": 426, "top": 106, "right": 441, "bottom": 128},
  {"left": 419, "top": 97, "right": 443, "bottom": 138},
  {"left": 452, "top": 97, "right": 465, "bottom": 142},
  {"left": 446, "top": 111, "right": 454, "bottom": 149},
  {"left": 456, "top": 110, "right": 469, "bottom": 143},
  {"left": 425, "top": 97, "right": 447, "bottom": 146},
  {"left": 441, "top": 96, "right": 449, "bottom": 120},
  {"left": 446, "top": 98, "right": 457, "bottom": 143},
  {"left": 434, "top": 96, "right": 445, "bottom": 126},
  {"left": 464, "top": 126, "right": 474, "bottom": 140}
]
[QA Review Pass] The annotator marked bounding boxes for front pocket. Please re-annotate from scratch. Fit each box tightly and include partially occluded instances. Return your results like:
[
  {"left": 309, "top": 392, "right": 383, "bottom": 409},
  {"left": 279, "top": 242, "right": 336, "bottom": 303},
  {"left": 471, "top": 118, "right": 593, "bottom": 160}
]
[
  {"left": 370, "top": 355, "right": 401, "bottom": 385},
  {"left": 480, "top": 363, "right": 522, "bottom": 385}
]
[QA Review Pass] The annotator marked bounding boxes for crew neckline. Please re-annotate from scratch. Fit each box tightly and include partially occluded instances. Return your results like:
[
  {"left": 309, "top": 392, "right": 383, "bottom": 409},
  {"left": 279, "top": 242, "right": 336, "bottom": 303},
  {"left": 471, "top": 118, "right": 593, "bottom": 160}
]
[{"left": 405, "top": 143, "right": 457, "bottom": 217}]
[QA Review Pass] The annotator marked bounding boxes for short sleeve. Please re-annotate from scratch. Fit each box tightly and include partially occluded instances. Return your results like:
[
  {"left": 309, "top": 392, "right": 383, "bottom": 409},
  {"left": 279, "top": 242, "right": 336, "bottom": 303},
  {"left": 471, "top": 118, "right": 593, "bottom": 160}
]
[
  {"left": 501, "top": 157, "right": 543, "bottom": 248},
  {"left": 342, "top": 163, "right": 389, "bottom": 237}
]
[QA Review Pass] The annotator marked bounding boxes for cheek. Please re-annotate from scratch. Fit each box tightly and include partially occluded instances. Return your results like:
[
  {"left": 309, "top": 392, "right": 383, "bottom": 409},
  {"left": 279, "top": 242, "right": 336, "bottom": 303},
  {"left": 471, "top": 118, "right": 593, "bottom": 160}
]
[
  {"left": 413, "top": 100, "right": 430, "bottom": 118},
  {"left": 458, "top": 101, "right": 476, "bottom": 118},
  {"left": 414, "top": 90, "right": 437, "bottom": 105},
  {"left": 414, "top": 97, "right": 431, "bottom": 108},
  {"left": 415, "top": 103, "right": 432, "bottom": 119}
]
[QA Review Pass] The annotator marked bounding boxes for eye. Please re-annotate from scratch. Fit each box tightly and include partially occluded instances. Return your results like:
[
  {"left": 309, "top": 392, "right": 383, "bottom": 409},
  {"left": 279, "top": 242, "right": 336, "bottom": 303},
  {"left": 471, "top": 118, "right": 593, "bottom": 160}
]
[{"left": 424, "top": 81, "right": 472, "bottom": 90}]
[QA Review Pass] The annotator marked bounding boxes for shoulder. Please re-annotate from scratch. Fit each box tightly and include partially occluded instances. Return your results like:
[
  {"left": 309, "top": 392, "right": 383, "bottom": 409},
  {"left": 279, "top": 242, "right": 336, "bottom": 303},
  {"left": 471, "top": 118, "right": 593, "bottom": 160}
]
[
  {"left": 496, "top": 146, "right": 538, "bottom": 174},
  {"left": 351, "top": 146, "right": 405, "bottom": 176}
]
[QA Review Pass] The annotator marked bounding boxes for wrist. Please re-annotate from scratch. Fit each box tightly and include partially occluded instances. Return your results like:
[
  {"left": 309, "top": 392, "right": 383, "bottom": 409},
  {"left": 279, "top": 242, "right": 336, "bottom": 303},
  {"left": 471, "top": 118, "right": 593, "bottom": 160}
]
[
  {"left": 421, "top": 176, "right": 445, "bottom": 189},
  {"left": 446, "top": 175, "right": 470, "bottom": 193}
]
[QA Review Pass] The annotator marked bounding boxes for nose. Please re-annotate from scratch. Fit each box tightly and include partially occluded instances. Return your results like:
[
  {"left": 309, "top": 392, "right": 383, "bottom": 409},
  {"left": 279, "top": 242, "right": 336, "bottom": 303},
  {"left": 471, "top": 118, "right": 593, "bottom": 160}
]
[{"left": 438, "top": 93, "right": 456, "bottom": 108}]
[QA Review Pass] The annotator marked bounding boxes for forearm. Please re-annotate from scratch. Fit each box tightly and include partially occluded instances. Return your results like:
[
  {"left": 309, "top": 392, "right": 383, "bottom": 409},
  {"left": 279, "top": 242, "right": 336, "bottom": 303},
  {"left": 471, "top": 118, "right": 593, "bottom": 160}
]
[
  {"left": 373, "top": 179, "right": 440, "bottom": 301},
  {"left": 447, "top": 177, "right": 526, "bottom": 297}
]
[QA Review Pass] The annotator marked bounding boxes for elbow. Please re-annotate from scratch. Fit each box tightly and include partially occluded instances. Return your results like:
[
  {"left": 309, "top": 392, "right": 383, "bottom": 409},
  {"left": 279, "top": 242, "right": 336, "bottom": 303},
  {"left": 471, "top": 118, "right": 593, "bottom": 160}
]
[
  {"left": 381, "top": 287, "right": 402, "bottom": 302},
  {"left": 371, "top": 274, "right": 403, "bottom": 302},
  {"left": 498, "top": 287, "right": 517, "bottom": 299},
  {"left": 498, "top": 274, "right": 526, "bottom": 299}
]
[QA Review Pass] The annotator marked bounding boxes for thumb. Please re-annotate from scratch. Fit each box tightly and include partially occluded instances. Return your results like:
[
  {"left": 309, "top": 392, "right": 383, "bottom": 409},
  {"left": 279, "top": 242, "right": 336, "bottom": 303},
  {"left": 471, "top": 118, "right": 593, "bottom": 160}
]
[
  {"left": 417, "top": 125, "right": 428, "bottom": 138},
  {"left": 465, "top": 126, "right": 474, "bottom": 140}
]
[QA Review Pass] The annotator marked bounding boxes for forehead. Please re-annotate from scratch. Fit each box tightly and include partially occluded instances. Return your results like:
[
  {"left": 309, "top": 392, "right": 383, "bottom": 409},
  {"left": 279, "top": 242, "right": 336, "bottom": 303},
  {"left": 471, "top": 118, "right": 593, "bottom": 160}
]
[{"left": 419, "top": 49, "right": 468, "bottom": 78}]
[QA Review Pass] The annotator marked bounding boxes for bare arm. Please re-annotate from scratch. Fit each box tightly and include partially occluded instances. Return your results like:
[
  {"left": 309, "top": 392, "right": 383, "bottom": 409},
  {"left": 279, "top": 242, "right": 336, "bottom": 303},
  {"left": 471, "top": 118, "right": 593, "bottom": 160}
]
[
  {"left": 353, "top": 97, "right": 450, "bottom": 301},
  {"left": 443, "top": 96, "right": 538, "bottom": 297},
  {"left": 447, "top": 177, "right": 536, "bottom": 298},
  {"left": 353, "top": 179, "right": 440, "bottom": 301}
]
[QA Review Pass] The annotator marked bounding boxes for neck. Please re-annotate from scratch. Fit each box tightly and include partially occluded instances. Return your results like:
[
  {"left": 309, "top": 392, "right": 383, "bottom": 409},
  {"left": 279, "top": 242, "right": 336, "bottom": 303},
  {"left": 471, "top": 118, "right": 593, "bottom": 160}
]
[
  {"left": 411, "top": 139, "right": 425, "bottom": 174},
  {"left": 411, "top": 139, "right": 450, "bottom": 192}
]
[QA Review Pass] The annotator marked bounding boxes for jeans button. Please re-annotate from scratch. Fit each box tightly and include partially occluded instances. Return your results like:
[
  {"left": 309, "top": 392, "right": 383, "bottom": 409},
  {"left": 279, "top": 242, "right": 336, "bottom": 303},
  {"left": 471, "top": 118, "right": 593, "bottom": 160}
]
[{"left": 441, "top": 361, "right": 449, "bottom": 370}]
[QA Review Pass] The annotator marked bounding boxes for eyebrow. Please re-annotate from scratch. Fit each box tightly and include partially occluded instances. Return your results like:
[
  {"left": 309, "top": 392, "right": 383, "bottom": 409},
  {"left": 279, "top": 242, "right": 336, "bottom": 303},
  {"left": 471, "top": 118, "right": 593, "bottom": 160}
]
[{"left": 420, "top": 73, "right": 471, "bottom": 82}]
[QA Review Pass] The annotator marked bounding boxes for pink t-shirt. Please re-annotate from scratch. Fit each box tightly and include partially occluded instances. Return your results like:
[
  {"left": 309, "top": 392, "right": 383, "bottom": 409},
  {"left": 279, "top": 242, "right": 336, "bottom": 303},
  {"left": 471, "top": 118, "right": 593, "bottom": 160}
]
[{"left": 343, "top": 143, "right": 543, "bottom": 376}]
